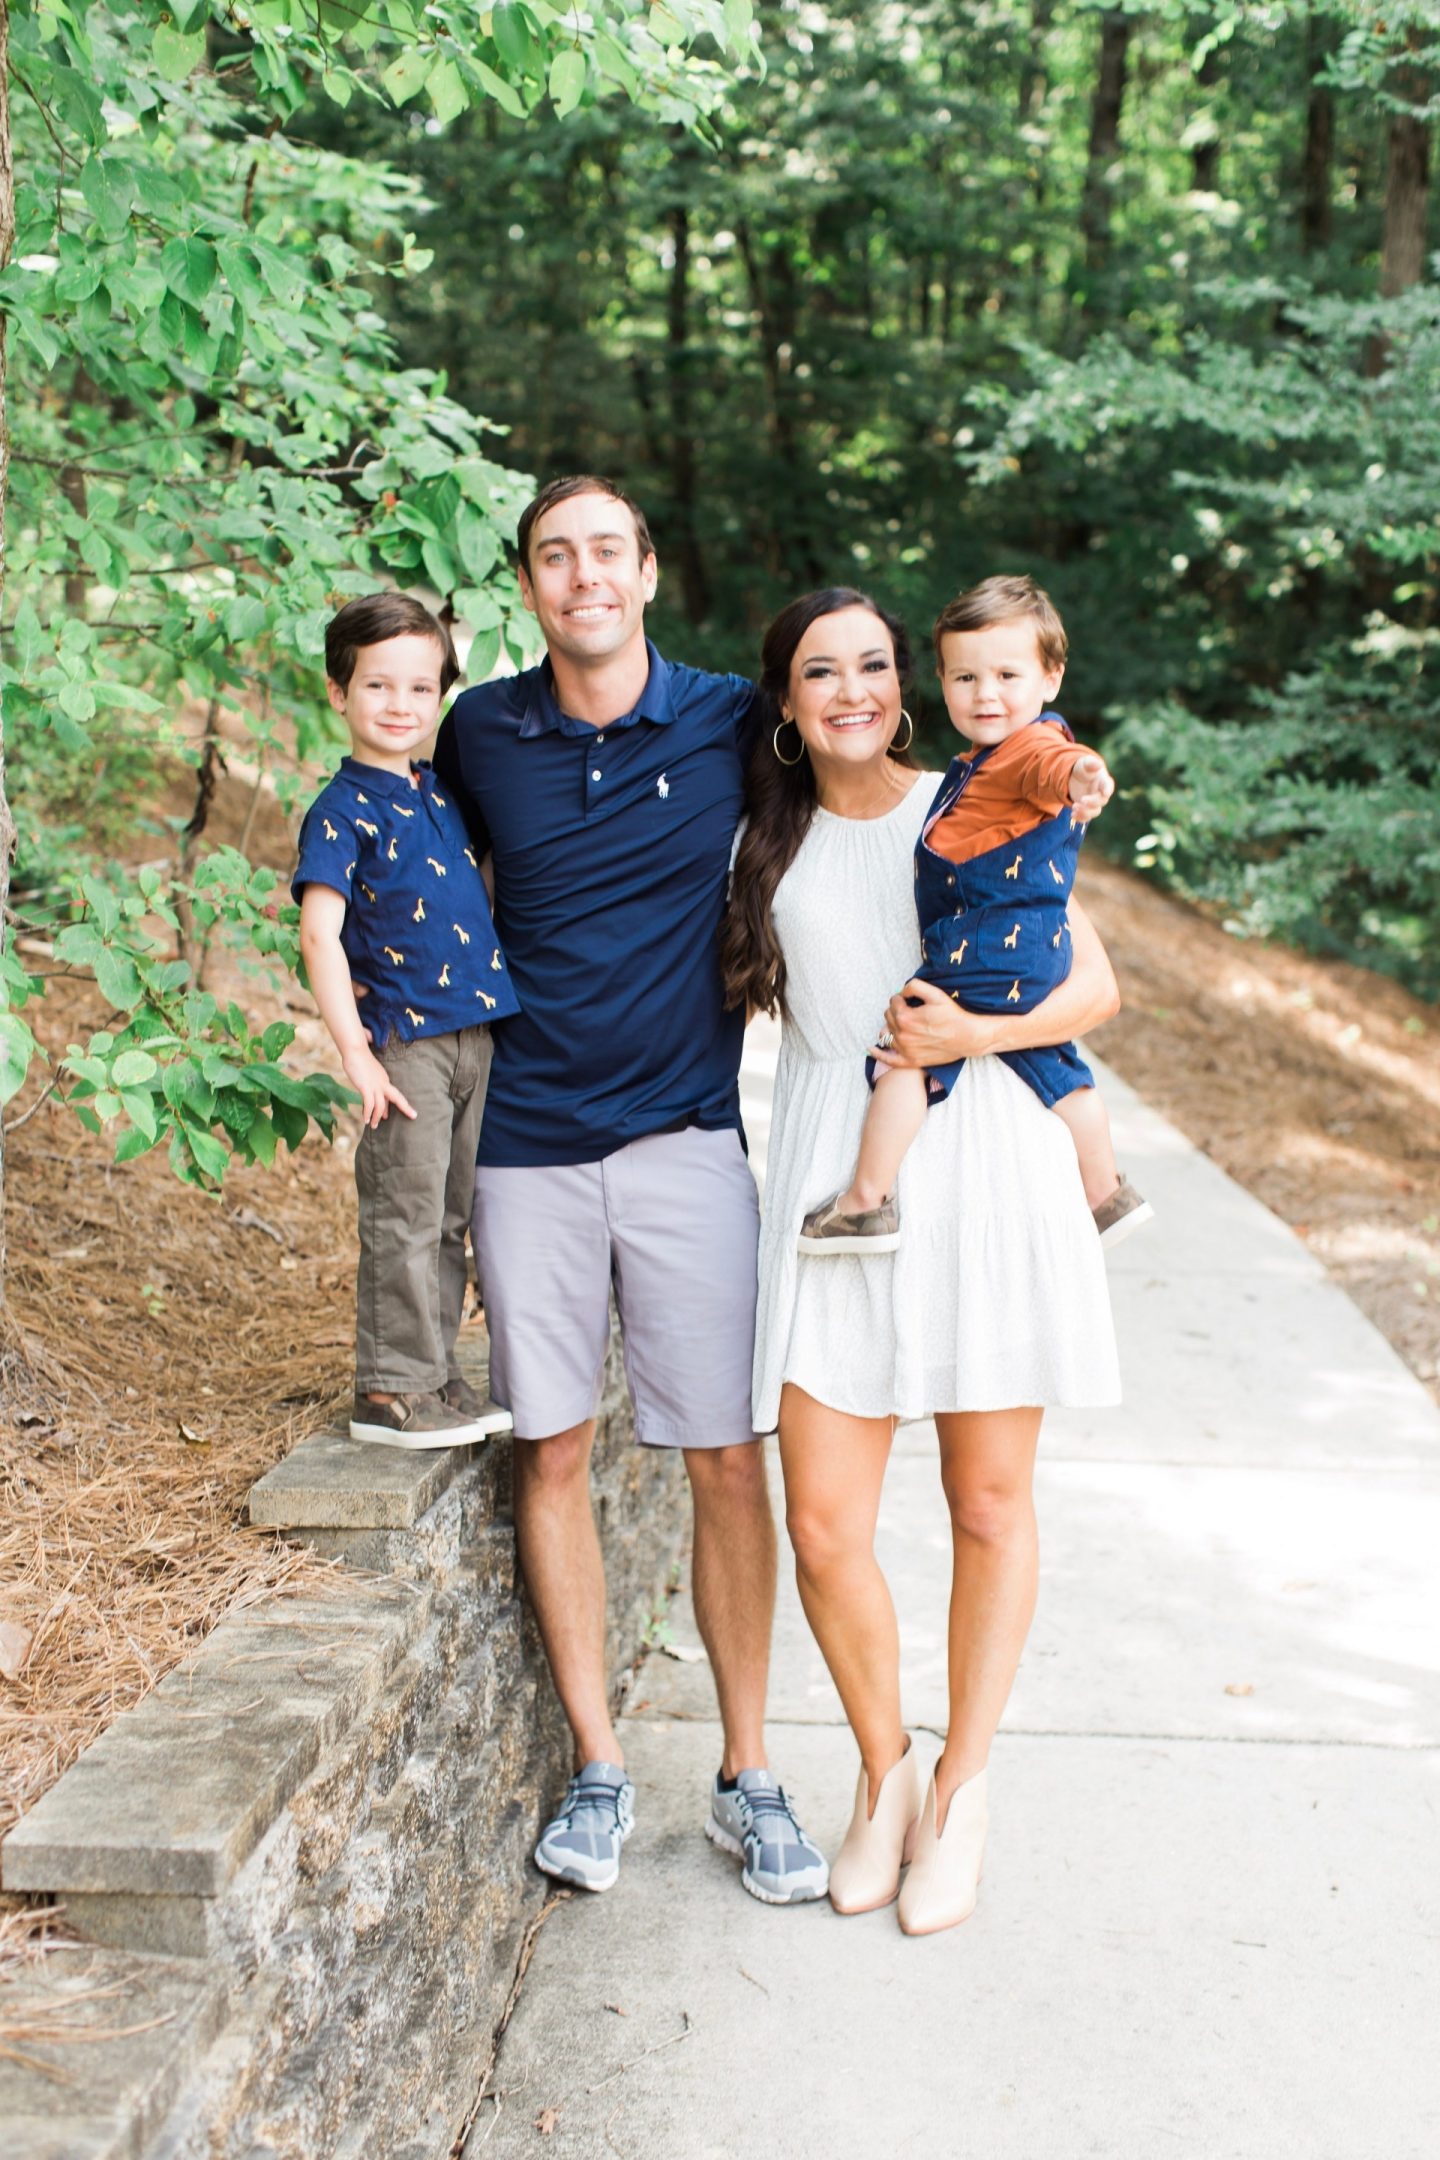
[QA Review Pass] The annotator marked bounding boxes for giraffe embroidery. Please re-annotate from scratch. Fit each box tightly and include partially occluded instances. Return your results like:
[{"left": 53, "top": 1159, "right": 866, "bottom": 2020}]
[
  {"left": 356, "top": 792, "right": 368, "bottom": 804},
  {"left": 464, "top": 847, "right": 477, "bottom": 867},
  {"left": 1004, "top": 854, "right": 1022, "bottom": 879},
  {"left": 394, "top": 804, "right": 415, "bottom": 819},
  {"left": 490, "top": 949, "right": 502, "bottom": 972},
  {"left": 426, "top": 857, "right": 446, "bottom": 877},
  {"left": 356, "top": 819, "right": 379, "bottom": 838},
  {"left": 383, "top": 946, "right": 404, "bottom": 966},
  {"left": 360, "top": 881, "right": 376, "bottom": 903},
  {"left": 453, "top": 924, "right": 471, "bottom": 945},
  {"left": 386, "top": 836, "right": 399, "bottom": 862},
  {"left": 1048, "top": 859, "right": 1065, "bottom": 885},
  {"left": 1006, "top": 981, "right": 1021, "bottom": 1003},
  {"left": 322, "top": 817, "right": 339, "bottom": 841},
  {"left": 438, "top": 963, "right": 451, "bottom": 988},
  {"left": 433, "top": 792, "right": 447, "bottom": 808},
  {"left": 1052, "top": 926, "right": 1063, "bottom": 947},
  {"left": 949, "top": 939, "right": 968, "bottom": 965},
  {"left": 344, "top": 861, "right": 355, "bottom": 881},
  {"left": 404, "top": 1007, "right": 426, "bottom": 1028},
  {"left": 412, "top": 897, "right": 426, "bottom": 923},
  {"left": 475, "top": 989, "right": 497, "bottom": 1011},
  {"left": 1003, "top": 923, "right": 1021, "bottom": 950}
]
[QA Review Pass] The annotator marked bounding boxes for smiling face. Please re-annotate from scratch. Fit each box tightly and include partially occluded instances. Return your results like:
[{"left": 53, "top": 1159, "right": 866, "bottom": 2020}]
[
  {"left": 784, "top": 605, "right": 904, "bottom": 776},
  {"left": 326, "top": 633, "right": 446, "bottom": 774},
  {"left": 937, "top": 618, "right": 1064, "bottom": 748},
  {"left": 518, "top": 488, "right": 658, "bottom": 668}
]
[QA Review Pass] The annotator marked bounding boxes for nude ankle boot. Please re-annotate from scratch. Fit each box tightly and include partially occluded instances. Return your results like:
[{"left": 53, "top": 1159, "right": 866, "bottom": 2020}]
[
  {"left": 828, "top": 1739, "right": 924, "bottom": 1915},
  {"left": 897, "top": 1767, "right": 988, "bottom": 1936}
]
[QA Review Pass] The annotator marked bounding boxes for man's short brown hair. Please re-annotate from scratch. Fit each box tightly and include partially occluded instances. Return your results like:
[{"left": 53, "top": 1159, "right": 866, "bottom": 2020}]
[
  {"left": 516, "top": 474, "right": 655, "bottom": 575},
  {"left": 933, "top": 574, "right": 1068, "bottom": 672},
  {"left": 325, "top": 592, "right": 460, "bottom": 693}
]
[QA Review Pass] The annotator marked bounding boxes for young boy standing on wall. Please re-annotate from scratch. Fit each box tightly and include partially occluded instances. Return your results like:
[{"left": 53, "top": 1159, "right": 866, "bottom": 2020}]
[{"left": 294, "top": 594, "right": 520, "bottom": 1447}]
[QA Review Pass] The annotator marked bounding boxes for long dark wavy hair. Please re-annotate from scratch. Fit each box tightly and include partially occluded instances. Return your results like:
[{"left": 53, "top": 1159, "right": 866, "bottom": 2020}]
[{"left": 720, "top": 587, "right": 915, "bottom": 1019}]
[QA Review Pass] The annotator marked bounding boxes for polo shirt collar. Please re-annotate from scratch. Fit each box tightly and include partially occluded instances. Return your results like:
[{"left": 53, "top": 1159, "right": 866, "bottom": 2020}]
[
  {"left": 339, "top": 756, "right": 428, "bottom": 796},
  {"left": 519, "top": 640, "right": 674, "bottom": 739}
]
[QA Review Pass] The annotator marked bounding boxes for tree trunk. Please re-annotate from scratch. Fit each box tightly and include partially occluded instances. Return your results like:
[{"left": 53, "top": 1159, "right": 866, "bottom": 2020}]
[
  {"left": 735, "top": 219, "right": 825, "bottom": 585},
  {"left": 1300, "top": 16, "right": 1335, "bottom": 252},
  {"left": 1380, "top": 47, "right": 1430, "bottom": 297},
  {"left": 1017, "top": 0, "right": 1055, "bottom": 128},
  {"left": 1368, "top": 38, "right": 1431, "bottom": 374},
  {"left": 0, "top": 0, "right": 16, "bottom": 1305},
  {"left": 1079, "top": 9, "right": 1132, "bottom": 278},
  {"left": 1191, "top": 33, "right": 1221, "bottom": 194},
  {"left": 664, "top": 191, "right": 711, "bottom": 625}
]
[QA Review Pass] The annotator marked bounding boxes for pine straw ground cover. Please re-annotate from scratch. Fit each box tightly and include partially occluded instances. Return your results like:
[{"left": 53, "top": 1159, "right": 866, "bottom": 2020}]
[{"left": 0, "top": 750, "right": 363, "bottom": 1966}]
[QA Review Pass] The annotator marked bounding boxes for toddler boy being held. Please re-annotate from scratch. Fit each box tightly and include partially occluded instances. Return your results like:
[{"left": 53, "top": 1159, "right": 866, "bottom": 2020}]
[
  {"left": 294, "top": 594, "right": 520, "bottom": 1446},
  {"left": 800, "top": 575, "right": 1151, "bottom": 1257}
]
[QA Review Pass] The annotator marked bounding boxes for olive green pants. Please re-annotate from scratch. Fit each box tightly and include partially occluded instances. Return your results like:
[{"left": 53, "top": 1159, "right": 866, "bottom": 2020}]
[{"left": 354, "top": 1025, "right": 493, "bottom": 1396}]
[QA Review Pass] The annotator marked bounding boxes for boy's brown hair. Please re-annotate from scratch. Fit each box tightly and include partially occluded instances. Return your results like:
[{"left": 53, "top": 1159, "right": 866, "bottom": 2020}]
[
  {"left": 515, "top": 474, "right": 655, "bottom": 575},
  {"left": 324, "top": 592, "right": 460, "bottom": 694},
  {"left": 932, "top": 574, "right": 1068, "bottom": 672}
]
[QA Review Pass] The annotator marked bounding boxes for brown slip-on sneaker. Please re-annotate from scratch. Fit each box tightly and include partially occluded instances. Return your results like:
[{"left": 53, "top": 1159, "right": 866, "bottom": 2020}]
[
  {"left": 1092, "top": 1174, "right": 1155, "bottom": 1250},
  {"left": 440, "top": 1373, "right": 514, "bottom": 1435},
  {"left": 349, "top": 1390, "right": 498, "bottom": 1449},
  {"left": 797, "top": 1189, "right": 901, "bottom": 1256}
]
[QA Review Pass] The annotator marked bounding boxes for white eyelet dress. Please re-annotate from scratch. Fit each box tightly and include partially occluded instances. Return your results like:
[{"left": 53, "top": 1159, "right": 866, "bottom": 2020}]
[{"left": 751, "top": 775, "right": 1121, "bottom": 1433}]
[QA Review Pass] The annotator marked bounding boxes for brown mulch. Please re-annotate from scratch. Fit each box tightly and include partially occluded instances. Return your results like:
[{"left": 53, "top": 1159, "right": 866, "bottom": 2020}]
[
  {"left": 0, "top": 744, "right": 360, "bottom": 1935},
  {"left": 1080, "top": 856, "right": 1440, "bottom": 1400}
]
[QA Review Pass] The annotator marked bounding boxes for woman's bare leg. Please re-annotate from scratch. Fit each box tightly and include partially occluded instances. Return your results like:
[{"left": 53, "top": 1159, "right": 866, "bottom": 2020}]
[
  {"left": 931, "top": 1406, "right": 1044, "bottom": 1824},
  {"left": 778, "top": 1383, "right": 904, "bottom": 1806},
  {"left": 838, "top": 1065, "right": 928, "bottom": 1214}
]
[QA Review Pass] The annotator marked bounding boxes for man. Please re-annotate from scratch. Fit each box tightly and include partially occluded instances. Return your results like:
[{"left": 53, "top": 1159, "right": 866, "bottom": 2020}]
[{"left": 434, "top": 475, "right": 829, "bottom": 1903}]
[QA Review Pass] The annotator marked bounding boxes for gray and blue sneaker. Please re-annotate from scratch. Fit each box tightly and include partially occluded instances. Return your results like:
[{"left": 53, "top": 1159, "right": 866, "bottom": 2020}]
[
  {"left": 706, "top": 1769, "right": 829, "bottom": 1905},
  {"left": 534, "top": 1762, "right": 635, "bottom": 1893}
]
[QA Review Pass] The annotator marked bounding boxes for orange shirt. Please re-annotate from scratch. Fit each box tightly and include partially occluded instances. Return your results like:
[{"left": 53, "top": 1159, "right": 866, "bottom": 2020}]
[{"left": 928, "top": 721, "right": 1091, "bottom": 865}]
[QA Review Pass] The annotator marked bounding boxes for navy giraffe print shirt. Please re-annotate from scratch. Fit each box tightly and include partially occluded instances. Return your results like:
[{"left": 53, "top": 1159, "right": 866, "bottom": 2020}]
[{"left": 292, "top": 757, "right": 520, "bottom": 1046}]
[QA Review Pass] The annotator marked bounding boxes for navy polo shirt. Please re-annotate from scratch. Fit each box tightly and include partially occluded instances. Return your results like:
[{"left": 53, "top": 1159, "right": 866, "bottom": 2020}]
[
  {"left": 433, "top": 642, "right": 758, "bottom": 1166},
  {"left": 292, "top": 758, "right": 520, "bottom": 1046}
]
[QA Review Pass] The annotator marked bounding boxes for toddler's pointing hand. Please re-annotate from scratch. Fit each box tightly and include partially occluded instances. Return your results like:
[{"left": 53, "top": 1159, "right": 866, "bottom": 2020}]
[{"left": 1068, "top": 753, "right": 1113, "bottom": 822}]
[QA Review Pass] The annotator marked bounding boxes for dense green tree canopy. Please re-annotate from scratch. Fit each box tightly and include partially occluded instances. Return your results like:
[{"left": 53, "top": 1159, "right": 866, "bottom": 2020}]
[{"left": 1, "top": 0, "right": 1436, "bottom": 1240}]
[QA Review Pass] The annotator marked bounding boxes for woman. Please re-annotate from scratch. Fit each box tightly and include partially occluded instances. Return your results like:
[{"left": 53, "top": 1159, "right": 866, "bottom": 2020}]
[{"left": 721, "top": 588, "right": 1120, "bottom": 1935}]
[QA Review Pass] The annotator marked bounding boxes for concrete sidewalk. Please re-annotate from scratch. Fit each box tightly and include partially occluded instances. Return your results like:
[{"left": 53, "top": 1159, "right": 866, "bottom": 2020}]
[{"left": 468, "top": 1028, "right": 1440, "bottom": 2160}]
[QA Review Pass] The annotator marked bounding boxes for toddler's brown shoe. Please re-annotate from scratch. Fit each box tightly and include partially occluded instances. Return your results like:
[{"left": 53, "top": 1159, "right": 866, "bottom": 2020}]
[
  {"left": 797, "top": 1190, "right": 901, "bottom": 1255},
  {"left": 1092, "top": 1175, "right": 1155, "bottom": 1250},
  {"left": 349, "top": 1390, "right": 506, "bottom": 1449}
]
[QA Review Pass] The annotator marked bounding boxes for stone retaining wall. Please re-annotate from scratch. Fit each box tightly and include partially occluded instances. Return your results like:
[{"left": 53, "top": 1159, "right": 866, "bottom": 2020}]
[{"left": 1, "top": 1327, "right": 686, "bottom": 2160}]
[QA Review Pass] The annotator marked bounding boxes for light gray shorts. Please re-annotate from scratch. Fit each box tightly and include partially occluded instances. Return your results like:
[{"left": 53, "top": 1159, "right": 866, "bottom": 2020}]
[{"left": 471, "top": 1125, "right": 760, "bottom": 1449}]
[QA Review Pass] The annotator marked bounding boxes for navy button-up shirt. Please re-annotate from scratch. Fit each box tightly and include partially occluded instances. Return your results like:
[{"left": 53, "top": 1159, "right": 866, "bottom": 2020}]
[
  {"left": 434, "top": 643, "right": 758, "bottom": 1167},
  {"left": 293, "top": 758, "right": 520, "bottom": 1046}
]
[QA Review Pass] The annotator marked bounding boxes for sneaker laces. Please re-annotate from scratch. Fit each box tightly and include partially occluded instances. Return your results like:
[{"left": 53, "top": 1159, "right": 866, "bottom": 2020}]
[
  {"left": 562, "top": 1775, "right": 627, "bottom": 1830},
  {"left": 739, "top": 1783, "right": 801, "bottom": 1832}
]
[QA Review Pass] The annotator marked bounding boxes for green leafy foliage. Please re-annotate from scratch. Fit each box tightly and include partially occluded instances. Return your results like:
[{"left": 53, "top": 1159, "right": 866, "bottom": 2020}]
[
  {"left": 1, "top": 0, "right": 758, "bottom": 1174},
  {"left": 310, "top": 0, "right": 1438, "bottom": 989}
]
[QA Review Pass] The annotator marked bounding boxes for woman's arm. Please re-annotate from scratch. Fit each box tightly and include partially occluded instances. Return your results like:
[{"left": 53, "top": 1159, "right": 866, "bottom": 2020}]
[{"left": 874, "top": 898, "right": 1120, "bottom": 1069}]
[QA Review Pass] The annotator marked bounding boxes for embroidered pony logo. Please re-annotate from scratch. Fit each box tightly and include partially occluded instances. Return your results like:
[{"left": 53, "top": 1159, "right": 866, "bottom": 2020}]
[{"left": 657, "top": 773, "right": 670, "bottom": 799}]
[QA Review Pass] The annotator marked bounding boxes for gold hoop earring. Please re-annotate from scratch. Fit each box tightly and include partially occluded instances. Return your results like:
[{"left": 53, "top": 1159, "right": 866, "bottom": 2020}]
[
  {"left": 773, "top": 719, "right": 805, "bottom": 768},
  {"left": 892, "top": 709, "right": 915, "bottom": 754}
]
